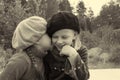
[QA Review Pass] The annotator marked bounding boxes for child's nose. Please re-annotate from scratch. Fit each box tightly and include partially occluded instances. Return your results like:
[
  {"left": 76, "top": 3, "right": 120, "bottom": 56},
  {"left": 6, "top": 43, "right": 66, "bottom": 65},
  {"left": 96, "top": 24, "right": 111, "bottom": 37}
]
[{"left": 56, "top": 38, "right": 63, "bottom": 44}]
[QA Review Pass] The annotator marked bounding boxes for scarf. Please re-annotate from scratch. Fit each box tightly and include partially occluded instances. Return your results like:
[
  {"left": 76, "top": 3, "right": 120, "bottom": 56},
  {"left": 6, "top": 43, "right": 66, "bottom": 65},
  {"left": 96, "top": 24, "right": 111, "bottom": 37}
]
[
  {"left": 51, "top": 46, "right": 78, "bottom": 80},
  {"left": 27, "top": 51, "right": 45, "bottom": 80}
]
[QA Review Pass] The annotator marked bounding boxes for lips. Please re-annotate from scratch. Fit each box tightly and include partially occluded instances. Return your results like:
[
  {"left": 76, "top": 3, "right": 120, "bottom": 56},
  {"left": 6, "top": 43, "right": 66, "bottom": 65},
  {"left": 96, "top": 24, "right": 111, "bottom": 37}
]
[
  {"left": 56, "top": 46, "right": 62, "bottom": 50},
  {"left": 55, "top": 44, "right": 66, "bottom": 51}
]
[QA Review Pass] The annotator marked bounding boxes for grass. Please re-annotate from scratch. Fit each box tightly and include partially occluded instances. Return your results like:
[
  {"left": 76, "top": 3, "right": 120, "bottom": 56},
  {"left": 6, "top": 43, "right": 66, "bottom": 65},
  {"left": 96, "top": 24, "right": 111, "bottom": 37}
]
[{"left": 89, "top": 62, "right": 120, "bottom": 69}]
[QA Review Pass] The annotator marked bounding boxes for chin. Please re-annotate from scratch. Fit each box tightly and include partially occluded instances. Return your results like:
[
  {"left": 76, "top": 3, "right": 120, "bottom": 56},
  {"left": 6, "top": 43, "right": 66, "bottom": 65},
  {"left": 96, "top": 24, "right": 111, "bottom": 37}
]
[
  {"left": 40, "top": 50, "right": 48, "bottom": 57},
  {"left": 56, "top": 47, "right": 61, "bottom": 51},
  {"left": 55, "top": 45, "right": 62, "bottom": 51}
]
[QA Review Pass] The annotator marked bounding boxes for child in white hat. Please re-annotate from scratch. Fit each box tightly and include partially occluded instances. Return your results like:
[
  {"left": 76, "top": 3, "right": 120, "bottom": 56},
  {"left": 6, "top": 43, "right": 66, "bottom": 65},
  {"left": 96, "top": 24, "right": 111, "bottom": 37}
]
[{"left": 0, "top": 16, "right": 51, "bottom": 80}]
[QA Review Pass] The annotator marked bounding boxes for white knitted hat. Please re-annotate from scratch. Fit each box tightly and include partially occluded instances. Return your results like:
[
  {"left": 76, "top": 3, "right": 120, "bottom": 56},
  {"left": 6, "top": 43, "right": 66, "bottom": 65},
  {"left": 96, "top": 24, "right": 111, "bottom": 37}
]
[{"left": 12, "top": 16, "right": 47, "bottom": 49}]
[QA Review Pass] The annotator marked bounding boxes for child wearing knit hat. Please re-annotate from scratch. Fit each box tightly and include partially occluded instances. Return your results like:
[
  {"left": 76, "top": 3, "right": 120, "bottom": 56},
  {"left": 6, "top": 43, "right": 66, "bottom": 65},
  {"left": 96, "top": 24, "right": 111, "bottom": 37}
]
[
  {"left": 44, "top": 11, "right": 89, "bottom": 80},
  {"left": 0, "top": 16, "right": 51, "bottom": 80}
]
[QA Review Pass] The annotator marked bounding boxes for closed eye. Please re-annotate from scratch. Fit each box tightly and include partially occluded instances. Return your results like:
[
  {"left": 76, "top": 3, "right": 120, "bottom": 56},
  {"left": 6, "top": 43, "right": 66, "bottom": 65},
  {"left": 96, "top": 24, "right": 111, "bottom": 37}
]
[
  {"left": 62, "top": 36, "right": 68, "bottom": 39},
  {"left": 52, "top": 36, "right": 58, "bottom": 39}
]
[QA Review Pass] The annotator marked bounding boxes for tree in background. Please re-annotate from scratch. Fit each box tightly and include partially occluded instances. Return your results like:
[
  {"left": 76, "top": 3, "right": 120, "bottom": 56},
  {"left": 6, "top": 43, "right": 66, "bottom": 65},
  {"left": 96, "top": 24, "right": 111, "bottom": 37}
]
[
  {"left": 94, "top": 0, "right": 120, "bottom": 30},
  {"left": 77, "top": 0, "right": 92, "bottom": 33},
  {"left": 59, "top": 0, "right": 72, "bottom": 12},
  {"left": 46, "top": 0, "right": 72, "bottom": 19},
  {"left": 87, "top": 7, "right": 94, "bottom": 20},
  {"left": 0, "top": 0, "right": 5, "bottom": 45},
  {"left": 23, "top": 0, "right": 47, "bottom": 18},
  {"left": 87, "top": 7, "right": 94, "bottom": 31},
  {"left": 117, "top": 0, "right": 120, "bottom": 3},
  {"left": 0, "top": 0, "right": 27, "bottom": 49},
  {"left": 89, "top": 0, "right": 120, "bottom": 66},
  {"left": 77, "top": 0, "right": 86, "bottom": 15},
  {"left": 46, "top": 0, "right": 59, "bottom": 19}
]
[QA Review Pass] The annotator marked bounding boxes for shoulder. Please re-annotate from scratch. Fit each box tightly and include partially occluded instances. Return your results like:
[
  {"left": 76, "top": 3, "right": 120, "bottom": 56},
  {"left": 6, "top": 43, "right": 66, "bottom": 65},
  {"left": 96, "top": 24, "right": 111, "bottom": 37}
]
[
  {"left": 4, "top": 52, "right": 31, "bottom": 75},
  {"left": 9, "top": 52, "right": 31, "bottom": 68},
  {"left": 0, "top": 52, "right": 31, "bottom": 80}
]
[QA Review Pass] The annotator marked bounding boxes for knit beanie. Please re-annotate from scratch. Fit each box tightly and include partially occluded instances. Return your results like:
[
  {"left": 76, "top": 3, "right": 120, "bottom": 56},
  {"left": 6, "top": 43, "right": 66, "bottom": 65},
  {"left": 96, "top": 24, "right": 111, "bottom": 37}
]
[
  {"left": 47, "top": 11, "right": 80, "bottom": 37},
  {"left": 12, "top": 16, "right": 47, "bottom": 50}
]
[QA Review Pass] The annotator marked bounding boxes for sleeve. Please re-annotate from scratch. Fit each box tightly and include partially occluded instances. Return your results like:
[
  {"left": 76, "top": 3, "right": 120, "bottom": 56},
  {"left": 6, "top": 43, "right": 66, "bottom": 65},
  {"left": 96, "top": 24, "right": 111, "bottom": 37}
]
[
  {"left": 0, "top": 57, "right": 28, "bottom": 80},
  {"left": 75, "top": 45, "right": 90, "bottom": 80},
  {"left": 66, "top": 45, "right": 89, "bottom": 80},
  {"left": 79, "top": 45, "right": 88, "bottom": 65}
]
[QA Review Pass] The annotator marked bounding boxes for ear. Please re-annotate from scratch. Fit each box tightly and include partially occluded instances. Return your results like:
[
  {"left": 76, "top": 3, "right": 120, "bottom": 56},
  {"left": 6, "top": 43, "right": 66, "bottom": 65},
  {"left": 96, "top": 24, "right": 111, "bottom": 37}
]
[
  {"left": 73, "top": 32, "right": 77, "bottom": 40},
  {"left": 73, "top": 33, "right": 81, "bottom": 50}
]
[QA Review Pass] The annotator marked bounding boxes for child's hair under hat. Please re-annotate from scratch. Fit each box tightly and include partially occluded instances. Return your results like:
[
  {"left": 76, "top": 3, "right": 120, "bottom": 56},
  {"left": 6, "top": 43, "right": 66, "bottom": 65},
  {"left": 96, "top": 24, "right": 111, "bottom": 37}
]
[{"left": 47, "top": 11, "right": 80, "bottom": 37}]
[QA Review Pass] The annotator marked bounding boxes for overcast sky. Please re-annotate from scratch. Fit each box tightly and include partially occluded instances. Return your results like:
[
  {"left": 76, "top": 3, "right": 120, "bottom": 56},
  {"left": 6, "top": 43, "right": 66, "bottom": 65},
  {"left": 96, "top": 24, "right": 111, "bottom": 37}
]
[{"left": 68, "top": 0, "right": 113, "bottom": 16}]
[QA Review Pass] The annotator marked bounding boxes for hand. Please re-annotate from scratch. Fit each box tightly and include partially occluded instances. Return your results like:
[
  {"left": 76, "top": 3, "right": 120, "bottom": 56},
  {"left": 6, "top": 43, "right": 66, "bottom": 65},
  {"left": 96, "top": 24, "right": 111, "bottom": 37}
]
[
  {"left": 60, "top": 45, "right": 80, "bottom": 66},
  {"left": 60, "top": 45, "right": 78, "bottom": 57}
]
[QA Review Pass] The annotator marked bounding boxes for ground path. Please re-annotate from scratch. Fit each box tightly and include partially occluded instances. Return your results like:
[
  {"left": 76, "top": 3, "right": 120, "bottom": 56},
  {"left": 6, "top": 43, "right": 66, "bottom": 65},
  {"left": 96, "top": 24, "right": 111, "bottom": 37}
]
[{"left": 89, "top": 69, "right": 120, "bottom": 80}]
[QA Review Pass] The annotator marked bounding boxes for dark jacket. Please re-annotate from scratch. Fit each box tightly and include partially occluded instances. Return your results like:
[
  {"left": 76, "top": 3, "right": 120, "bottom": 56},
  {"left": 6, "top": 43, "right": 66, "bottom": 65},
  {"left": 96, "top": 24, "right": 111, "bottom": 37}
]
[
  {"left": 0, "top": 51, "right": 44, "bottom": 80},
  {"left": 44, "top": 45, "right": 89, "bottom": 80}
]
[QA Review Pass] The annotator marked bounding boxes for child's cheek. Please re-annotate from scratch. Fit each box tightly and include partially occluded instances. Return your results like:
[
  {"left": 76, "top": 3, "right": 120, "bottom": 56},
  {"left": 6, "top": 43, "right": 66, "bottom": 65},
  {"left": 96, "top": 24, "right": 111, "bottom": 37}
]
[{"left": 40, "top": 35, "right": 51, "bottom": 49}]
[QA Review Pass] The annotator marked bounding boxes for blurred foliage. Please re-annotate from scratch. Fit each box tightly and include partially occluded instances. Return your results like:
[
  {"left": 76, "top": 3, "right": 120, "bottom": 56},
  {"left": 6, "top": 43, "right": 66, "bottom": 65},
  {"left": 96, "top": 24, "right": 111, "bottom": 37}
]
[
  {"left": 80, "top": 31, "right": 99, "bottom": 49},
  {"left": 109, "top": 45, "right": 120, "bottom": 64},
  {"left": 79, "top": 0, "right": 120, "bottom": 68},
  {"left": 0, "top": 46, "right": 12, "bottom": 72},
  {"left": 46, "top": 0, "right": 72, "bottom": 19},
  {"left": 81, "top": 25, "right": 120, "bottom": 67},
  {"left": 93, "top": 0, "right": 120, "bottom": 30},
  {"left": 77, "top": 1, "right": 92, "bottom": 33},
  {"left": 46, "top": 0, "right": 59, "bottom": 19},
  {"left": 59, "top": 0, "right": 72, "bottom": 12}
]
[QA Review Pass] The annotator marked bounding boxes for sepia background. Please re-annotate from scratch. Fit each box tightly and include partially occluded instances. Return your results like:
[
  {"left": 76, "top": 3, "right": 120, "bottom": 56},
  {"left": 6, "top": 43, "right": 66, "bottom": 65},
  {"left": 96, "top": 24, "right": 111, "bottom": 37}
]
[{"left": 0, "top": 0, "right": 120, "bottom": 80}]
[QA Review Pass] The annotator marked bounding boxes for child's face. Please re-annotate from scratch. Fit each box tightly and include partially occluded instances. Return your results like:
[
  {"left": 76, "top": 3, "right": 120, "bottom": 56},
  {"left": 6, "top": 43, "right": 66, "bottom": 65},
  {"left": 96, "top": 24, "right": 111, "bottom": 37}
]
[
  {"left": 34, "top": 34, "right": 51, "bottom": 57},
  {"left": 52, "top": 29, "right": 76, "bottom": 51}
]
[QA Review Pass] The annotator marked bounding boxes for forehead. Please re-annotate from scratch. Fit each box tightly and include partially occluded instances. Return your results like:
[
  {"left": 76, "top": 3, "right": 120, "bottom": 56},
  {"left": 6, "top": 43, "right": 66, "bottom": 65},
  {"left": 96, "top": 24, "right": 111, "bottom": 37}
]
[{"left": 53, "top": 29, "right": 75, "bottom": 36}]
